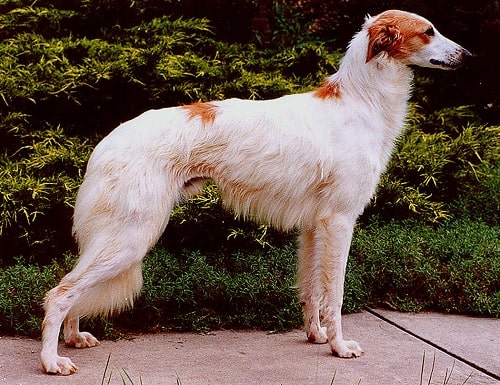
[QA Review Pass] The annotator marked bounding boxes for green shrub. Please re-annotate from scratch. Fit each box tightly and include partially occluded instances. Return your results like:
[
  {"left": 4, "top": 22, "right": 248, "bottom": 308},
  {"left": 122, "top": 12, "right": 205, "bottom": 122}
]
[
  {"left": 0, "top": 8, "right": 341, "bottom": 261},
  {"left": 1, "top": 1, "right": 497, "bottom": 262},
  {"left": 352, "top": 219, "right": 500, "bottom": 315},
  {"left": 1, "top": 218, "right": 497, "bottom": 336},
  {"left": 0, "top": 127, "right": 92, "bottom": 263},
  {"left": 137, "top": 246, "right": 302, "bottom": 332},
  {"left": 0, "top": 261, "right": 58, "bottom": 335},
  {"left": 372, "top": 106, "right": 499, "bottom": 224},
  {"left": 0, "top": 246, "right": 304, "bottom": 336}
]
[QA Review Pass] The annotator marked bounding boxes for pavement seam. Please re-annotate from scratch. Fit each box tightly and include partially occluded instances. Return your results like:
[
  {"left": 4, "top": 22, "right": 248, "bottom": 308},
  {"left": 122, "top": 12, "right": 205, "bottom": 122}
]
[{"left": 365, "top": 308, "right": 500, "bottom": 381}]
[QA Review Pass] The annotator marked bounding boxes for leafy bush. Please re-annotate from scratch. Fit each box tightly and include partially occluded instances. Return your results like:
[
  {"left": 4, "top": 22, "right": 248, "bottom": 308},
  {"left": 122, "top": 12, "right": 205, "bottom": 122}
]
[
  {"left": 352, "top": 219, "right": 499, "bottom": 315},
  {"left": 137, "top": 246, "right": 302, "bottom": 331},
  {"left": 0, "top": 128, "right": 92, "bottom": 261},
  {"left": 371, "top": 106, "right": 500, "bottom": 224},
  {"left": 0, "top": 7, "right": 338, "bottom": 261},
  {"left": 0, "top": 247, "right": 303, "bottom": 336},
  {"left": 1, "top": 1, "right": 497, "bottom": 262},
  {"left": 0, "top": 260, "right": 59, "bottom": 335}
]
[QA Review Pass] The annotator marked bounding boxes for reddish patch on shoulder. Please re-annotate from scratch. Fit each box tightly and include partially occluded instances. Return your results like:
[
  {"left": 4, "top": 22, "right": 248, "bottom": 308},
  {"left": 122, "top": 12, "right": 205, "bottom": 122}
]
[
  {"left": 313, "top": 80, "right": 341, "bottom": 100},
  {"left": 182, "top": 102, "right": 219, "bottom": 125}
]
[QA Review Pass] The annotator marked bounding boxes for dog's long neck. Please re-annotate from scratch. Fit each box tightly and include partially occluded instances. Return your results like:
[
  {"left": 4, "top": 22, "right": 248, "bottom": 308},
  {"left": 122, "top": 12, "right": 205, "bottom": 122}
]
[{"left": 327, "top": 28, "right": 414, "bottom": 140}]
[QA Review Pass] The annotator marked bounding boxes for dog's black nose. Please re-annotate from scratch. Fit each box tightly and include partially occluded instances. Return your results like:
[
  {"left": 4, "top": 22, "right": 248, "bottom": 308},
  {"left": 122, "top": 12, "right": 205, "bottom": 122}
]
[{"left": 462, "top": 48, "right": 473, "bottom": 61}]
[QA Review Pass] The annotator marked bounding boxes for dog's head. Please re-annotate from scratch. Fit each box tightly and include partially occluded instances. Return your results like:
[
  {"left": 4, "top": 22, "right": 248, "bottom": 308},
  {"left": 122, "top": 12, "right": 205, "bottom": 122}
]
[{"left": 365, "top": 10, "right": 472, "bottom": 69}]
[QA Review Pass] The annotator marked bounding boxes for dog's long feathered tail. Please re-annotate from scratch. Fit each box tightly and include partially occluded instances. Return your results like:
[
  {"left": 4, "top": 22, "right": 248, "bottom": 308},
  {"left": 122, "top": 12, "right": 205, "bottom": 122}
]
[{"left": 51, "top": 262, "right": 144, "bottom": 318}]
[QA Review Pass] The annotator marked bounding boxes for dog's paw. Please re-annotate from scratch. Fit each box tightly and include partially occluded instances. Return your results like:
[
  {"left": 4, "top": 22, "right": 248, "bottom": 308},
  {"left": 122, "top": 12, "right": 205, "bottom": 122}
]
[
  {"left": 331, "top": 339, "right": 364, "bottom": 358},
  {"left": 41, "top": 355, "right": 78, "bottom": 375},
  {"left": 306, "top": 326, "right": 328, "bottom": 344},
  {"left": 65, "top": 331, "right": 100, "bottom": 348}
]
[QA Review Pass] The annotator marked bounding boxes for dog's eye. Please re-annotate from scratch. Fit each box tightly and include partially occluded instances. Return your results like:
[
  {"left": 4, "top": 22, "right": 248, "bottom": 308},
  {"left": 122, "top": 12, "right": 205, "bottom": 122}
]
[{"left": 424, "top": 27, "right": 435, "bottom": 36}]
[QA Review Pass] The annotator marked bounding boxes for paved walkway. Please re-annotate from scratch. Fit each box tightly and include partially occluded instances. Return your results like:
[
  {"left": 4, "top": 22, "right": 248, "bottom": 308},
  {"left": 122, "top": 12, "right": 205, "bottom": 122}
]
[{"left": 0, "top": 310, "right": 498, "bottom": 384}]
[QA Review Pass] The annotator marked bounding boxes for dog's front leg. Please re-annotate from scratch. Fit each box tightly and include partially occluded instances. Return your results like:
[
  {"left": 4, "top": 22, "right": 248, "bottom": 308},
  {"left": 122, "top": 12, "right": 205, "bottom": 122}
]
[
  {"left": 298, "top": 228, "right": 328, "bottom": 344},
  {"left": 317, "top": 214, "right": 363, "bottom": 358}
]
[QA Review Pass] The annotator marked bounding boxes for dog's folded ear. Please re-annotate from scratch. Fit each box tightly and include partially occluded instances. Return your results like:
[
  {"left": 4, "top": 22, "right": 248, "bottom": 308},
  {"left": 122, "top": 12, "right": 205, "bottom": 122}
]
[{"left": 366, "top": 24, "right": 401, "bottom": 62}]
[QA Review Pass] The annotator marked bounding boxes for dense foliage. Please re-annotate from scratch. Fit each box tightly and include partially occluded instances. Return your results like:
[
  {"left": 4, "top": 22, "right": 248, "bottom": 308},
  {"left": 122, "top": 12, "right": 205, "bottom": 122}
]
[
  {"left": 0, "top": 4, "right": 342, "bottom": 261},
  {"left": 0, "top": 0, "right": 498, "bottom": 335}
]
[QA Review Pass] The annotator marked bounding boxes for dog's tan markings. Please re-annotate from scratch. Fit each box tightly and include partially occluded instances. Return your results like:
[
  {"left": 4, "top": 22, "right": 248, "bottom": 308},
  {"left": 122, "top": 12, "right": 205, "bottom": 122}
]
[
  {"left": 182, "top": 102, "right": 219, "bottom": 125},
  {"left": 367, "top": 10, "right": 432, "bottom": 62},
  {"left": 313, "top": 80, "right": 341, "bottom": 100}
]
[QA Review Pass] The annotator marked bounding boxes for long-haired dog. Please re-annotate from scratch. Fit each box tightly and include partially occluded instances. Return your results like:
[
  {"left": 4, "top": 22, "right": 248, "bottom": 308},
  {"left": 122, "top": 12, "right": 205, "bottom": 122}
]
[{"left": 41, "top": 10, "right": 471, "bottom": 374}]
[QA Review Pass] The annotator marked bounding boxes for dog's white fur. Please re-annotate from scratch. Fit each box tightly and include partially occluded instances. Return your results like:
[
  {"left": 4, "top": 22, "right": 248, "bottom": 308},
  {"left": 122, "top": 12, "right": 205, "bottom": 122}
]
[{"left": 41, "top": 10, "right": 470, "bottom": 374}]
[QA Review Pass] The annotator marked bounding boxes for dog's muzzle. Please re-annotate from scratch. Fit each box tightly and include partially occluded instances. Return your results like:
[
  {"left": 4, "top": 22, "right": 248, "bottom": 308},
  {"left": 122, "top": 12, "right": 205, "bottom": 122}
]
[{"left": 431, "top": 47, "right": 473, "bottom": 69}]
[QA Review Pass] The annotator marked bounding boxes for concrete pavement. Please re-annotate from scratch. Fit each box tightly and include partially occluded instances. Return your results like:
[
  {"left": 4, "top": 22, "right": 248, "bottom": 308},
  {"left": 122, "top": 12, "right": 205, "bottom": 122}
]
[{"left": 0, "top": 310, "right": 498, "bottom": 384}]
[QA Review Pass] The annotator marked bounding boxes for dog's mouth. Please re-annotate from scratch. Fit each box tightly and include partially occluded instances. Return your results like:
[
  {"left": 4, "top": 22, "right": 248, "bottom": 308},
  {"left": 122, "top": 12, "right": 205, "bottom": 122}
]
[{"left": 429, "top": 58, "right": 463, "bottom": 70}]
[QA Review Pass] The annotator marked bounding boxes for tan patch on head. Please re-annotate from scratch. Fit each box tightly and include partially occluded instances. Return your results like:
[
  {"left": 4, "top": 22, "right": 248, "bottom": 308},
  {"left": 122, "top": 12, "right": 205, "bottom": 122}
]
[
  {"left": 366, "top": 10, "right": 432, "bottom": 62},
  {"left": 182, "top": 102, "right": 219, "bottom": 125},
  {"left": 313, "top": 80, "right": 341, "bottom": 100}
]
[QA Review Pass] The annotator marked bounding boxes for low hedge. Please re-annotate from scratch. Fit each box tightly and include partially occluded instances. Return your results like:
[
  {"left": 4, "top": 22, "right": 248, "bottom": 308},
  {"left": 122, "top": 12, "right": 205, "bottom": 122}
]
[{"left": 1, "top": 219, "right": 497, "bottom": 337}]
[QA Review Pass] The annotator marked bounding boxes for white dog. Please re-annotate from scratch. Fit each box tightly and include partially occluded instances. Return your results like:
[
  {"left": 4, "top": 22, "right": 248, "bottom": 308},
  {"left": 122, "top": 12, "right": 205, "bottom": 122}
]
[{"left": 41, "top": 10, "right": 471, "bottom": 374}]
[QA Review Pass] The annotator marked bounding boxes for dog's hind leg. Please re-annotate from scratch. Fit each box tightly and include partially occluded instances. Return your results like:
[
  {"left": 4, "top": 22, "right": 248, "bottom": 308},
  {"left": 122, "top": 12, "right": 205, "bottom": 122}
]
[
  {"left": 297, "top": 228, "right": 328, "bottom": 344},
  {"left": 62, "top": 261, "right": 143, "bottom": 349},
  {"left": 316, "top": 214, "right": 364, "bottom": 358},
  {"left": 41, "top": 250, "right": 148, "bottom": 374},
  {"left": 41, "top": 176, "right": 179, "bottom": 374},
  {"left": 63, "top": 313, "right": 100, "bottom": 348},
  {"left": 41, "top": 262, "right": 144, "bottom": 374}
]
